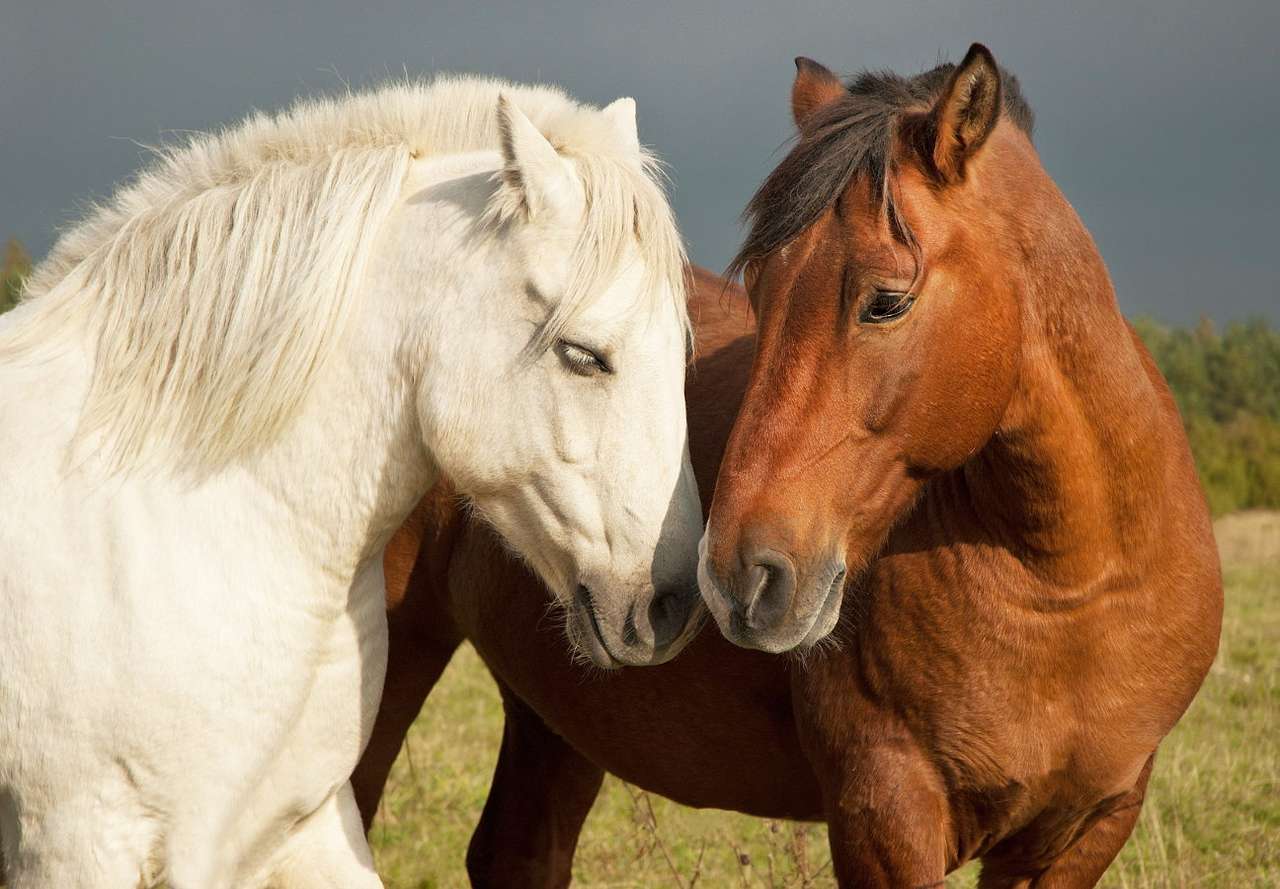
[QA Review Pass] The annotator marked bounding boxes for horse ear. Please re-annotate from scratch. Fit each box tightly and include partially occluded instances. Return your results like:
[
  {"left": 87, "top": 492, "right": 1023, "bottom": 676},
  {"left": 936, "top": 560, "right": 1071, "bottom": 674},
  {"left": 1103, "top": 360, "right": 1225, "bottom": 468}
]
[
  {"left": 792, "top": 57, "right": 844, "bottom": 128},
  {"left": 601, "top": 97, "right": 641, "bottom": 155},
  {"left": 496, "top": 94, "right": 573, "bottom": 218},
  {"left": 928, "top": 43, "right": 1003, "bottom": 182}
]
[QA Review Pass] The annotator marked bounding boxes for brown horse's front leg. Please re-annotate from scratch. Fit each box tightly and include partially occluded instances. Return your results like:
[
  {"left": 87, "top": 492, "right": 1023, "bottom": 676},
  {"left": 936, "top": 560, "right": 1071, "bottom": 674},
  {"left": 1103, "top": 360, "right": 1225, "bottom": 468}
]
[
  {"left": 792, "top": 658, "right": 949, "bottom": 888},
  {"left": 466, "top": 682, "right": 605, "bottom": 889},
  {"left": 979, "top": 755, "right": 1155, "bottom": 889},
  {"left": 818, "top": 742, "right": 951, "bottom": 888}
]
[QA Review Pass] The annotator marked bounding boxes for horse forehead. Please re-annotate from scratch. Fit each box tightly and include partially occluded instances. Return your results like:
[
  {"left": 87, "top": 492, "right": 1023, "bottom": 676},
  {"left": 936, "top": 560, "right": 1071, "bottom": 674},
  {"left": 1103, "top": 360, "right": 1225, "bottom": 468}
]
[
  {"left": 754, "top": 215, "right": 842, "bottom": 312},
  {"left": 583, "top": 252, "right": 672, "bottom": 317},
  {"left": 798, "top": 194, "right": 915, "bottom": 287},
  {"left": 581, "top": 287, "right": 683, "bottom": 349},
  {"left": 834, "top": 179, "right": 911, "bottom": 257}
]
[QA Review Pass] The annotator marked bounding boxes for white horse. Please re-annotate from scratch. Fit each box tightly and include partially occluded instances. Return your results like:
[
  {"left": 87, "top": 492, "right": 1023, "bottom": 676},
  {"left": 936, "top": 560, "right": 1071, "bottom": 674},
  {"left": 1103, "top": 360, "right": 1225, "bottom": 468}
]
[{"left": 0, "top": 77, "right": 702, "bottom": 888}]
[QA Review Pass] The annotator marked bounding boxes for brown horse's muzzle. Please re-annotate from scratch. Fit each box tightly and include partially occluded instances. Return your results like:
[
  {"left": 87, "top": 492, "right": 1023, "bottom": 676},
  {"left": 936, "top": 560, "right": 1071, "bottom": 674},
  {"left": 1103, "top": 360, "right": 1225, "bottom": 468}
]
[{"left": 698, "top": 527, "right": 847, "bottom": 653}]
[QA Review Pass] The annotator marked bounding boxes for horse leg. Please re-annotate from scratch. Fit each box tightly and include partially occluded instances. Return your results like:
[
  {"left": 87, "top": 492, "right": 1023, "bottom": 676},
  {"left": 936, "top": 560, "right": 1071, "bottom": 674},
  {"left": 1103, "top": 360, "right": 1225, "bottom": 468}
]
[
  {"left": 818, "top": 746, "right": 951, "bottom": 889},
  {"left": 466, "top": 683, "right": 604, "bottom": 889},
  {"left": 349, "top": 602, "right": 463, "bottom": 830},
  {"left": 268, "top": 782, "right": 383, "bottom": 889},
  {"left": 980, "top": 756, "right": 1154, "bottom": 889},
  {"left": 794, "top": 662, "right": 949, "bottom": 888}
]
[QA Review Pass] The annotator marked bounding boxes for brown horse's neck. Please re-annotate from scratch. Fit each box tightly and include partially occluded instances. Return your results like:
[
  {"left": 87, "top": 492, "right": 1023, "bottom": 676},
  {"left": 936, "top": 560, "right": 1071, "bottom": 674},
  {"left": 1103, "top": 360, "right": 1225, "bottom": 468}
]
[{"left": 956, "top": 194, "right": 1175, "bottom": 589}]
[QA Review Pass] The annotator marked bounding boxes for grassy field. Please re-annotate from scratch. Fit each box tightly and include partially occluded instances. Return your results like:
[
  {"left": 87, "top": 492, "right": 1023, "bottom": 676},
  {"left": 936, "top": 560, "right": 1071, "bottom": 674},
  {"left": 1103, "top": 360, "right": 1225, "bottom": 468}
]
[{"left": 369, "top": 512, "right": 1280, "bottom": 888}]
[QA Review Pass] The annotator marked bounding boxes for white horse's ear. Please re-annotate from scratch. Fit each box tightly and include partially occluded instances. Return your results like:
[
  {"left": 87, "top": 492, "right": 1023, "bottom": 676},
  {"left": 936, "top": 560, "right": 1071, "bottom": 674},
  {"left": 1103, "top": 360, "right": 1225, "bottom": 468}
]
[
  {"left": 497, "top": 94, "right": 572, "bottom": 219},
  {"left": 601, "top": 97, "right": 640, "bottom": 155}
]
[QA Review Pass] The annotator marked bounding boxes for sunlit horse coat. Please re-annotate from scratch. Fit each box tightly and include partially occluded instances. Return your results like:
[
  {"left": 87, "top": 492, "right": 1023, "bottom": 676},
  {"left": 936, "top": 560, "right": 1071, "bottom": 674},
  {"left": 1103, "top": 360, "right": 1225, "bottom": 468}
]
[{"left": 0, "top": 78, "right": 701, "bottom": 888}]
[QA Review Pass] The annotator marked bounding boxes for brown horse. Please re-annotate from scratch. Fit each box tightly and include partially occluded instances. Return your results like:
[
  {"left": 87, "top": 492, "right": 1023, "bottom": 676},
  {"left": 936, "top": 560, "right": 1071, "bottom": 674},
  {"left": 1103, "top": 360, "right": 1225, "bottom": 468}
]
[{"left": 354, "top": 45, "right": 1222, "bottom": 888}]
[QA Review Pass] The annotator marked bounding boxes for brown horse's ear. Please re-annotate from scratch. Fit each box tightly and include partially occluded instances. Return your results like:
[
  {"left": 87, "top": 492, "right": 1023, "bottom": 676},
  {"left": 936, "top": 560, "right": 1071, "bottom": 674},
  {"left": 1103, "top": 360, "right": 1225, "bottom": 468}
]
[
  {"left": 928, "top": 43, "right": 1002, "bottom": 181},
  {"left": 792, "top": 57, "right": 844, "bottom": 128}
]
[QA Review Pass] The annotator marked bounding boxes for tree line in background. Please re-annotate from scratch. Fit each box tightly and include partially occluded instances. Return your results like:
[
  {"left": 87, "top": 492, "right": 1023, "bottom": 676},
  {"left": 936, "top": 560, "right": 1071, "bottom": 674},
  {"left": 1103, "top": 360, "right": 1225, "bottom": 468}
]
[
  {"left": 2, "top": 237, "right": 1277, "bottom": 514},
  {"left": 1132, "top": 316, "right": 1280, "bottom": 514}
]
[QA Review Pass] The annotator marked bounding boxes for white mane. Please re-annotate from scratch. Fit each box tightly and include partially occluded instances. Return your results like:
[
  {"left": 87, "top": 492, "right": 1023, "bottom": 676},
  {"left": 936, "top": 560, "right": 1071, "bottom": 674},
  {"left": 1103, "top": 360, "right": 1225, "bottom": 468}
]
[{"left": 4, "top": 76, "right": 688, "bottom": 472}]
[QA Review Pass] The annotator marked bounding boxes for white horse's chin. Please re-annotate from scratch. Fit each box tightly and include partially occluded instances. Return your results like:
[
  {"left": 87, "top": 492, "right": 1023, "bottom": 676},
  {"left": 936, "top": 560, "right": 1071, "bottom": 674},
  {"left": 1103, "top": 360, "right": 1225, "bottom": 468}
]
[{"left": 565, "top": 600, "right": 625, "bottom": 670}]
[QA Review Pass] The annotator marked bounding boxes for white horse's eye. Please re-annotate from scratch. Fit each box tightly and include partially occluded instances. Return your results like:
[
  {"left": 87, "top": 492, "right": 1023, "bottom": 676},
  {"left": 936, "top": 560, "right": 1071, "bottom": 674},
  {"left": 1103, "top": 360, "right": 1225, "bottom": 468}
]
[{"left": 556, "top": 340, "right": 612, "bottom": 377}]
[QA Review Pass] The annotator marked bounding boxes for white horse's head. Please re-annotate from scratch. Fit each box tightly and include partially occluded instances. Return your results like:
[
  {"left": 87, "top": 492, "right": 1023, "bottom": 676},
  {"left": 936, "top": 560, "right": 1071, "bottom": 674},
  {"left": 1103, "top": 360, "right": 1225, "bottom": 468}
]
[
  {"left": 388, "top": 92, "right": 703, "bottom": 667},
  {"left": 13, "top": 79, "right": 704, "bottom": 669}
]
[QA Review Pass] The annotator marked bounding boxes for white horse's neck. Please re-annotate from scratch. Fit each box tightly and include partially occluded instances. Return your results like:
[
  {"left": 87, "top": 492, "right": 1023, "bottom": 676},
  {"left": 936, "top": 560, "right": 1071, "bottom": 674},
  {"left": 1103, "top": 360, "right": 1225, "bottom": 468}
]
[
  {"left": 242, "top": 342, "right": 434, "bottom": 583},
  {"left": 247, "top": 218, "right": 451, "bottom": 581},
  {"left": 5, "top": 289, "right": 429, "bottom": 596}
]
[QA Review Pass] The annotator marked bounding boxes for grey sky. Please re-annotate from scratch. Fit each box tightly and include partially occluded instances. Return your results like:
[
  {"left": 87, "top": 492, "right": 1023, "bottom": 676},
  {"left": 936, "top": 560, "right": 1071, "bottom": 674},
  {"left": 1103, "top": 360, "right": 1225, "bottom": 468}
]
[{"left": 3, "top": 0, "right": 1276, "bottom": 324}]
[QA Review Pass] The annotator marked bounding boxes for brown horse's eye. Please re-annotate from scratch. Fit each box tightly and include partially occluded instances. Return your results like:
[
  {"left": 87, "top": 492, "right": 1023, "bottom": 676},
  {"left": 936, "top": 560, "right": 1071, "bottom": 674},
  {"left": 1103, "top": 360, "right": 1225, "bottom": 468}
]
[{"left": 860, "top": 290, "right": 915, "bottom": 324}]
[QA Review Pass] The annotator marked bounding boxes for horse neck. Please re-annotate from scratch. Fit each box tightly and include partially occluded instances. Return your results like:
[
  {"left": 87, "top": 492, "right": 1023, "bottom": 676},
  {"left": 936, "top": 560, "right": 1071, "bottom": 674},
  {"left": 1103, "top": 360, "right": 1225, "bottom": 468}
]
[
  {"left": 241, "top": 315, "right": 435, "bottom": 582},
  {"left": 239, "top": 158, "right": 504, "bottom": 581},
  {"left": 957, "top": 199, "right": 1175, "bottom": 588}
]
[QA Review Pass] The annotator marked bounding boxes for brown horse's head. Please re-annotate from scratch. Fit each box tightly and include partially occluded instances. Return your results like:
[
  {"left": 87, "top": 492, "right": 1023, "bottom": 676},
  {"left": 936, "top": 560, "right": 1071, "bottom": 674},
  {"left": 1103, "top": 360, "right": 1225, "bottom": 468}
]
[{"left": 701, "top": 45, "right": 1040, "bottom": 652}]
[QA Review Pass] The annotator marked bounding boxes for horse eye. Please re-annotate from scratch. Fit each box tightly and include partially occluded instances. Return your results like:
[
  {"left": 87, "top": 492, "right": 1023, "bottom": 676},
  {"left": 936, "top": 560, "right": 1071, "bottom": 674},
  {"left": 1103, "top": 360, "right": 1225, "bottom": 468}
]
[
  {"left": 556, "top": 340, "right": 612, "bottom": 376},
  {"left": 859, "top": 291, "right": 916, "bottom": 324}
]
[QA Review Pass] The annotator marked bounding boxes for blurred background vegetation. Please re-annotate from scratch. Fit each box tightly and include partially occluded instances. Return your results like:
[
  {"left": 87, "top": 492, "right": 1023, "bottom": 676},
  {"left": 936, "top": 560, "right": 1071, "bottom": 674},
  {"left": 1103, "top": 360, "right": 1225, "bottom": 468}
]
[
  {"left": 1132, "top": 316, "right": 1280, "bottom": 514},
  {"left": 2, "top": 236, "right": 1276, "bottom": 514},
  {"left": 1, "top": 239, "right": 30, "bottom": 315}
]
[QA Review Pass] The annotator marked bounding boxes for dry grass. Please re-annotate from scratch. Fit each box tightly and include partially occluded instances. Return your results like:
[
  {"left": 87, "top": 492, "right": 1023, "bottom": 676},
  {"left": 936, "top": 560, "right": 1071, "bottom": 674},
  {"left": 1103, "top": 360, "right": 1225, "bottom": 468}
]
[
  {"left": 371, "top": 513, "right": 1279, "bottom": 888},
  {"left": 1213, "top": 510, "right": 1280, "bottom": 567}
]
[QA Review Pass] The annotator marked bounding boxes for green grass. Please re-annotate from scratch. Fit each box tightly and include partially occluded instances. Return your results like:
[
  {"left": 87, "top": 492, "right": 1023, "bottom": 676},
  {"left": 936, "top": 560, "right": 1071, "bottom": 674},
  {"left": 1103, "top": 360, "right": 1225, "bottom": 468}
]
[{"left": 370, "top": 513, "right": 1280, "bottom": 888}]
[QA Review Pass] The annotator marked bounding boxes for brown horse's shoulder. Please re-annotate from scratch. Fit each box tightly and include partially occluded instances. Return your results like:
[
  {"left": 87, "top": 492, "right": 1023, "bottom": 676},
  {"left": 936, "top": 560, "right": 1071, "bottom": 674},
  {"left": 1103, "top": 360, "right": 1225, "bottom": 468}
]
[
  {"left": 382, "top": 481, "right": 467, "bottom": 643},
  {"left": 841, "top": 510, "right": 1204, "bottom": 822}
]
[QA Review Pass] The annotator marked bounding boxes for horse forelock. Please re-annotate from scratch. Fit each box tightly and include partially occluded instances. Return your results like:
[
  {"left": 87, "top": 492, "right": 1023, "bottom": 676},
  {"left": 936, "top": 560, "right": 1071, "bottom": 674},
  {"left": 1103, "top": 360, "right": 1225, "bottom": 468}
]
[
  {"left": 528, "top": 150, "right": 690, "bottom": 359},
  {"left": 728, "top": 59, "right": 1035, "bottom": 283},
  {"left": 481, "top": 130, "right": 690, "bottom": 361}
]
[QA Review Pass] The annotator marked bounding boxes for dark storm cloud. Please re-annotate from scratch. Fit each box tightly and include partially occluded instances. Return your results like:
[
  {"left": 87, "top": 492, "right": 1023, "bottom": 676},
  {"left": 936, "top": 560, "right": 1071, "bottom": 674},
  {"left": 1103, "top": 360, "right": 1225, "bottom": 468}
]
[{"left": 2, "top": 0, "right": 1276, "bottom": 323}]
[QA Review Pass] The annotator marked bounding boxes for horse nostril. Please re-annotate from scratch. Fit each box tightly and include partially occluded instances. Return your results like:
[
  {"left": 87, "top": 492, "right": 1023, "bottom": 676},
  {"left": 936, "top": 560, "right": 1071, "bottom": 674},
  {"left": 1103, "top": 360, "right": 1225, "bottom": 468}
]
[
  {"left": 744, "top": 563, "right": 771, "bottom": 604},
  {"left": 622, "top": 598, "right": 640, "bottom": 647},
  {"left": 741, "top": 552, "right": 797, "bottom": 632},
  {"left": 648, "top": 588, "right": 693, "bottom": 650}
]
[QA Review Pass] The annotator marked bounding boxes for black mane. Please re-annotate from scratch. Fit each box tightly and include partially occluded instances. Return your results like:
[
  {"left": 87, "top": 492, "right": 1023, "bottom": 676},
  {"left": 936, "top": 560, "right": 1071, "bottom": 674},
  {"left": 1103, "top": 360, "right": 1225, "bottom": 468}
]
[{"left": 728, "top": 59, "right": 1034, "bottom": 280}]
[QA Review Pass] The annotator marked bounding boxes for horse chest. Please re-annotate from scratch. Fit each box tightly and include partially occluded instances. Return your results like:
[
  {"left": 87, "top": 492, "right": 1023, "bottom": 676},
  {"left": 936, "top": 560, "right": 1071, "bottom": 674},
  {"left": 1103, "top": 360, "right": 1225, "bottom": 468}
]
[
  {"left": 792, "top": 557, "right": 1152, "bottom": 865},
  {"left": 0, "top": 463, "right": 389, "bottom": 883}
]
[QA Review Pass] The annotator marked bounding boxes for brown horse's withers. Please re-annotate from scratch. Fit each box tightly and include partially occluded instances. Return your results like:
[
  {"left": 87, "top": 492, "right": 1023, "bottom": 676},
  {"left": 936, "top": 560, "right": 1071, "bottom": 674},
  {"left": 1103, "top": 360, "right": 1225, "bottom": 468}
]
[{"left": 353, "top": 45, "right": 1222, "bottom": 889}]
